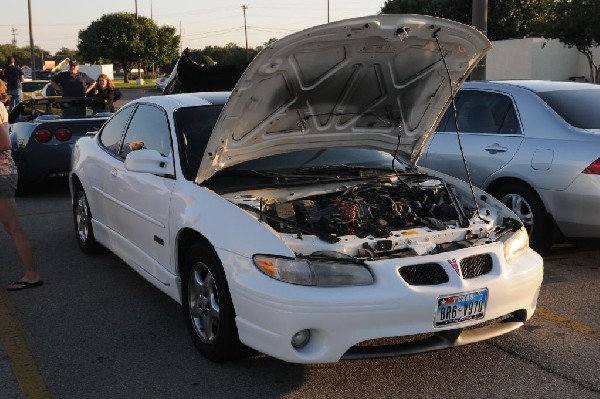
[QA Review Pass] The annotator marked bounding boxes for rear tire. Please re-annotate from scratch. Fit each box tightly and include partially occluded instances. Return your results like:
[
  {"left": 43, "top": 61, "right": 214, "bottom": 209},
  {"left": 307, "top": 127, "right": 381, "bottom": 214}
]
[
  {"left": 73, "top": 183, "right": 103, "bottom": 254},
  {"left": 493, "top": 182, "right": 553, "bottom": 254},
  {"left": 182, "top": 244, "right": 246, "bottom": 362}
]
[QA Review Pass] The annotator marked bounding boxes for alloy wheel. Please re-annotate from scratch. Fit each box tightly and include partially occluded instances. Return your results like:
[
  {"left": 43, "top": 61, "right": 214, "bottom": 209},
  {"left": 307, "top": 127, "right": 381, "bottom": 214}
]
[{"left": 188, "top": 262, "right": 220, "bottom": 343}]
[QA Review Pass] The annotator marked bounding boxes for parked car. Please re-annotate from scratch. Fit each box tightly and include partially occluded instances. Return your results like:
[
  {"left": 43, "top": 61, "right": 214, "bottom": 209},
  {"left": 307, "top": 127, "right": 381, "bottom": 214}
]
[
  {"left": 155, "top": 74, "right": 169, "bottom": 90},
  {"left": 70, "top": 15, "right": 543, "bottom": 364},
  {"left": 9, "top": 97, "right": 112, "bottom": 192},
  {"left": 419, "top": 80, "right": 600, "bottom": 253},
  {"left": 30, "top": 83, "right": 61, "bottom": 99},
  {"left": 21, "top": 80, "right": 49, "bottom": 101}
]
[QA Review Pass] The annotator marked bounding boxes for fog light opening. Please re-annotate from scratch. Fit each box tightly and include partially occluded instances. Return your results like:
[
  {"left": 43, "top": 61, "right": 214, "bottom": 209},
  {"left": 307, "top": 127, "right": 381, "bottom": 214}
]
[{"left": 291, "top": 329, "right": 311, "bottom": 349}]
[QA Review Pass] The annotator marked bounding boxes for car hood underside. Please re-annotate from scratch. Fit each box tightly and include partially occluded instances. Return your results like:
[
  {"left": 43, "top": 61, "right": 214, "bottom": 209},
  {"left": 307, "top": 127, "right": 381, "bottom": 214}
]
[{"left": 196, "top": 14, "right": 491, "bottom": 183}]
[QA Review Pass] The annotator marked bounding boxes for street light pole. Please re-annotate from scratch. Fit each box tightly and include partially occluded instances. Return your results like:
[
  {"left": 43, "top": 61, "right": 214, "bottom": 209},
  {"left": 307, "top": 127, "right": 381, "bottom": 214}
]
[
  {"left": 242, "top": 5, "right": 249, "bottom": 62},
  {"left": 28, "top": 0, "right": 36, "bottom": 79},
  {"left": 471, "top": 0, "right": 488, "bottom": 80}
]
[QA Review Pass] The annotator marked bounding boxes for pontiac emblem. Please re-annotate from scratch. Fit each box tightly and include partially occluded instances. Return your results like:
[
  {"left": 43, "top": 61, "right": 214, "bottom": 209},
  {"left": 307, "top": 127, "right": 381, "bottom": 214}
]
[{"left": 448, "top": 259, "right": 461, "bottom": 277}]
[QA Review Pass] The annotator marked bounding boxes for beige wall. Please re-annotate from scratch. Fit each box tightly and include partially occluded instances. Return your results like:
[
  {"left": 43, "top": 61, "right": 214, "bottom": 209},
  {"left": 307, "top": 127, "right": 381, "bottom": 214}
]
[{"left": 485, "top": 37, "right": 596, "bottom": 82}]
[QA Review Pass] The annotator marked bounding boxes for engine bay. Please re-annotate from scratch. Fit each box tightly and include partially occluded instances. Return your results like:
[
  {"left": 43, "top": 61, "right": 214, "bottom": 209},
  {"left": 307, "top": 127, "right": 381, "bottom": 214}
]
[{"left": 257, "top": 176, "right": 472, "bottom": 240}]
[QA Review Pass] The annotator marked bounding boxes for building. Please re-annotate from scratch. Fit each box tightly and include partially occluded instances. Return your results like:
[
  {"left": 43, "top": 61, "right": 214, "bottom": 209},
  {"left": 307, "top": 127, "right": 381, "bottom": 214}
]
[{"left": 484, "top": 37, "right": 600, "bottom": 82}]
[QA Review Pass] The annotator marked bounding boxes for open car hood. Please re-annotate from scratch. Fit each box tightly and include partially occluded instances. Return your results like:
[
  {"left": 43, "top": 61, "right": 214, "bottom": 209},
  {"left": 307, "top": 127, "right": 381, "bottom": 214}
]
[{"left": 196, "top": 14, "right": 491, "bottom": 183}]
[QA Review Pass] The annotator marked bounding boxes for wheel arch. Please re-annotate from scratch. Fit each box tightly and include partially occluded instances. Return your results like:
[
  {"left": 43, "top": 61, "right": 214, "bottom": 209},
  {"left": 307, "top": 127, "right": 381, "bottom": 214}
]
[
  {"left": 487, "top": 176, "right": 550, "bottom": 208},
  {"left": 176, "top": 228, "right": 219, "bottom": 278},
  {"left": 485, "top": 176, "right": 562, "bottom": 239}
]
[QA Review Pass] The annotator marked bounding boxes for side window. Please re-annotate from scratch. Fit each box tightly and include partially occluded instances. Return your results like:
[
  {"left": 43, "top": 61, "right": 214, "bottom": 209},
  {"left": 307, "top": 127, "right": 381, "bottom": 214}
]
[
  {"left": 121, "top": 104, "right": 171, "bottom": 158},
  {"left": 439, "top": 90, "right": 521, "bottom": 134},
  {"left": 99, "top": 105, "right": 135, "bottom": 155}
]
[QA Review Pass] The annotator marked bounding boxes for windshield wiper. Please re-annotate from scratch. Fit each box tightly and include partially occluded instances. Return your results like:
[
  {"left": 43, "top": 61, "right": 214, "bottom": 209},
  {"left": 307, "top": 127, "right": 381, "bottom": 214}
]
[{"left": 296, "top": 164, "right": 395, "bottom": 177}]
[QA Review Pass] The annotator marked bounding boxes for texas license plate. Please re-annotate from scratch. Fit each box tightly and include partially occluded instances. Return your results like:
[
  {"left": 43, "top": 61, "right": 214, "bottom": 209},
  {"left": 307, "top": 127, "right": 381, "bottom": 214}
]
[{"left": 434, "top": 288, "right": 488, "bottom": 327}]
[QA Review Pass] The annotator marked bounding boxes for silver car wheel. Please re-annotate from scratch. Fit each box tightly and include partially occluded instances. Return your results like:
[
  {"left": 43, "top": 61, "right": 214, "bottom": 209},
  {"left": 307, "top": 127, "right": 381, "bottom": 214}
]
[
  {"left": 75, "top": 190, "right": 90, "bottom": 243},
  {"left": 188, "top": 262, "right": 220, "bottom": 343},
  {"left": 501, "top": 193, "right": 534, "bottom": 232}
]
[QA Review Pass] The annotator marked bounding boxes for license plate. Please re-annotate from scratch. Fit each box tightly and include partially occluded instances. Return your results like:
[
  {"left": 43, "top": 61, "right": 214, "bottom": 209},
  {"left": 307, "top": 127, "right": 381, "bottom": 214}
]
[{"left": 434, "top": 288, "right": 488, "bottom": 327}]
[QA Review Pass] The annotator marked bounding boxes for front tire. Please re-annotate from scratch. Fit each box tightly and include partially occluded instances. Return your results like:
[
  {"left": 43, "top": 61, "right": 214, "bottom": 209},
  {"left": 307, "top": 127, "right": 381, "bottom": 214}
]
[
  {"left": 73, "top": 183, "right": 103, "bottom": 254},
  {"left": 493, "top": 182, "right": 553, "bottom": 254},
  {"left": 182, "top": 244, "right": 245, "bottom": 362}
]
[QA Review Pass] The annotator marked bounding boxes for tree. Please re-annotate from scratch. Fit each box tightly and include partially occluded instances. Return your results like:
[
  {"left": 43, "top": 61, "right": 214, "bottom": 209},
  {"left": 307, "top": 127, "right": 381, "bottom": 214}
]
[
  {"left": 78, "top": 12, "right": 179, "bottom": 82},
  {"left": 0, "top": 44, "right": 34, "bottom": 67},
  {"left": 542, "top": 0, "right": 600, "bottom": 83},
  {"left": 380, "top": 0, "right": 552, "bottom": 41},
  {"left": 51, "top": 48, "right": 79, "bottom": 63}
]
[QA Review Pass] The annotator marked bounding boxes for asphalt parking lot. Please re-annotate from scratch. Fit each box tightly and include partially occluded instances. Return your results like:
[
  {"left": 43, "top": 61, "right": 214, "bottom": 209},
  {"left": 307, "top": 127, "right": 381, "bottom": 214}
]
[{"left": 0, "top": 184, "right": 598, "bottom": 399}]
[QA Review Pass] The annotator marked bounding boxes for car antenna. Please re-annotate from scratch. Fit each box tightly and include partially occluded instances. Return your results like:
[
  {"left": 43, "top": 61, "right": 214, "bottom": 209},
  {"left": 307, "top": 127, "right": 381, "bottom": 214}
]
[{"left": 433, "top": 27, "right": 481, "bottom": 219}]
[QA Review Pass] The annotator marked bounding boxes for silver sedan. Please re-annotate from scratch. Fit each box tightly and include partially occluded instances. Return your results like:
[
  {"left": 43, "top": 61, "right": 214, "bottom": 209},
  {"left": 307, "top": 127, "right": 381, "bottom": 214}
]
[{"left": 419, "top": 80, "right": 600, "bottom": 253}]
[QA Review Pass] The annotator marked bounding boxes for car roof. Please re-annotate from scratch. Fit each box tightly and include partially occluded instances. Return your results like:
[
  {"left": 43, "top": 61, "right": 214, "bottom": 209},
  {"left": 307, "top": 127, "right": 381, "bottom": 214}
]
[
  {"left": 130, "top": 92, "right": 231, "bottom": 110},
  {"left": 463, "top": 79, "right": 600, "bottom": 93}
]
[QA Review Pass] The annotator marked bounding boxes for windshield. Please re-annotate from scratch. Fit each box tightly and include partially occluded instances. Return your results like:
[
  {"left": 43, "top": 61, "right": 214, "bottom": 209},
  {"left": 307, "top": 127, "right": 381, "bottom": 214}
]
[
  {"left": 9, "top": 98, "right": 111, "bottom": 123},
  {"left": 173, "top": 105, "right": 400, "bottom": 184},
  {"left": 536, "top": 88, "right": 600, "bottom": 129}
]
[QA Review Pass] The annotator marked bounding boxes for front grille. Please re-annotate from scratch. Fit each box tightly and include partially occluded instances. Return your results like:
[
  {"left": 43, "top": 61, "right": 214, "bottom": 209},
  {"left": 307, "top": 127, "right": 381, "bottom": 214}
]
[
  {"left": 460, "top": 254, "right": 493, "bottom": 279},
  {"left": 399, "top": 263, "right": 449, "bottom": 285}
]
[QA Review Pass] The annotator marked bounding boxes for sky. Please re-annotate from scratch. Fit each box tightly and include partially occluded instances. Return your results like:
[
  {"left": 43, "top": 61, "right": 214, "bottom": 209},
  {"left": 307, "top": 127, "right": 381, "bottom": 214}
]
[{"left": 1, "top": 0, "right": 386, "bottom": 55}]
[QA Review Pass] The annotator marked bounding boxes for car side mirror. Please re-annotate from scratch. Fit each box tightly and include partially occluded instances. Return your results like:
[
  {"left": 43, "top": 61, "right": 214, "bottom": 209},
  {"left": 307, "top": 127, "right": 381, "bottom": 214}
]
[{"left": 124, "top": 149, "right": 175, "bottom": 176}]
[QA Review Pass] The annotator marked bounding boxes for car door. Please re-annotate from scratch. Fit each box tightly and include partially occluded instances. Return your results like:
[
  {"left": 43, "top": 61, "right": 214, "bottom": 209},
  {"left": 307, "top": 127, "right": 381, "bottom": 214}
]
[
  {"left": 107, "top": 103, "right": 176, "bottom": 273},
  {"left": 90, "top": 105, "right": 136, "bottom": 231},
  {"left": 419, "top": 89, "right": 524, "bottom": 188}
]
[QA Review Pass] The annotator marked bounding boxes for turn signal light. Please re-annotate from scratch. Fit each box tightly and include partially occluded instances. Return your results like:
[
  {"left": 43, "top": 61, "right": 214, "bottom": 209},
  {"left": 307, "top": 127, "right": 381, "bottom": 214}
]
[
  {"left": 34, "top": 129, "right": 52, "bottom": 143},
  {"left": 55, "top": 127, "right": 72, "bottom": 141},
  {"left": 583, "top": 158, "right": 600, "bottom": 175}
]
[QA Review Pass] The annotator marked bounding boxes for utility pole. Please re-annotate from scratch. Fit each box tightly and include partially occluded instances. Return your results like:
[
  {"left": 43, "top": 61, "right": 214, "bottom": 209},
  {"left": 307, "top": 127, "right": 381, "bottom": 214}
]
[
  {"left": 471, "top": 0, "right": 488, "bottom": 80},
  {"left": 135, "top": 0, "right": 138, "bottom": 18},
  {"left": 28, "top": 0, "right": 36, "bottom": 79},
  {"left": 327, "top": 0, "right": 330, "bottom": 23},
  {"left": 242, "top": 5, "right": 249, "bottom": 62},
  {"left": 10, "top": 27, "right": 18, "bottom": 46}
]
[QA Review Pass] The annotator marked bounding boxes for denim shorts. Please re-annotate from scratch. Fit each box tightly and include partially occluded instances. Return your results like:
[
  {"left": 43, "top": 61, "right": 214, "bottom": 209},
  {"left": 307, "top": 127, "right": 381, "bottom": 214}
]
[{"left": 0, "top": 174, "right": 17, "bottom": 198}]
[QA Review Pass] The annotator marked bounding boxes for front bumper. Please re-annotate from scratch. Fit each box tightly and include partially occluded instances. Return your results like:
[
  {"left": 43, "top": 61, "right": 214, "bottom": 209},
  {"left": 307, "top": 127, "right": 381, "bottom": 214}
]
[{"left": 221, "top": 242, "right": 543, "bottom": 363}]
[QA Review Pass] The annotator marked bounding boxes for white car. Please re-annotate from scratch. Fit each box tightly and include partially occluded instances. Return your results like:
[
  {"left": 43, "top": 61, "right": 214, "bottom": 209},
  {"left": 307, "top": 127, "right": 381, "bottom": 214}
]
[
  {"left": 156, "top": 74, "right": 169, "bottom": 90},
  {"left": 70, "top": 15, "right": 543, "bottom": 364}
]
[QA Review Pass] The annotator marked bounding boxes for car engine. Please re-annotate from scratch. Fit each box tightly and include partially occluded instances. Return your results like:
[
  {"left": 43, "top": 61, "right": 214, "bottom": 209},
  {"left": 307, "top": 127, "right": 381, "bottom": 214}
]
[{"left": 258, "top": 177, "right": 469, "bottom": 240}]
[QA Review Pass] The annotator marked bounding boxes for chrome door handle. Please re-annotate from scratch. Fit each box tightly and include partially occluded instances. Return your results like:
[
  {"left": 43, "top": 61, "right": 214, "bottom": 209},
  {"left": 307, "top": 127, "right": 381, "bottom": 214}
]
[{"left": 484, "top": 144, "right": 508, "bottom": 153}]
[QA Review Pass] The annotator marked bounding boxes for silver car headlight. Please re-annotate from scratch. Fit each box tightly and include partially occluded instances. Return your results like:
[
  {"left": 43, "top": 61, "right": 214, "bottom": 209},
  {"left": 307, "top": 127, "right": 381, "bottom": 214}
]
[
  {"left": 502, "top": 227, "right": 529, "bottom": 262},
  {"left": 253, "top": 254, "right": 374, "bottom": 286}
]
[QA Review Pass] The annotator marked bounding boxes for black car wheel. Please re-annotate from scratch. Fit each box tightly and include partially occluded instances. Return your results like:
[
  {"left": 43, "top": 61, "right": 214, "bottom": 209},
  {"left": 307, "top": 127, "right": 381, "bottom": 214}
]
[
  {"left": 182, "top": 243, "right": 245, "bottom": 362},
  {"left": 73, "top": 183, "right": 103, "bottom": 254},
  {"left": 494, "top": 182, "right": 552, "bottom": 254}
]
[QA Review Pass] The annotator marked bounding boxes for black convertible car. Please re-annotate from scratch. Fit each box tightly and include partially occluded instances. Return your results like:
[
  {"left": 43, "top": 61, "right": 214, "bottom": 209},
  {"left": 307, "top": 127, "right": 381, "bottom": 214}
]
[{"left": 9, "top": 97, "right": 112, "bottom": 193}]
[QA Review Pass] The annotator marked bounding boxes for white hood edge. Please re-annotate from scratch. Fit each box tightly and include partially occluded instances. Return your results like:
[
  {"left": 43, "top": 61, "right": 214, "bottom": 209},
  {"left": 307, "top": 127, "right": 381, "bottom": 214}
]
[{"left": 196, "top": 14, "right": 491, "bottom": 184}]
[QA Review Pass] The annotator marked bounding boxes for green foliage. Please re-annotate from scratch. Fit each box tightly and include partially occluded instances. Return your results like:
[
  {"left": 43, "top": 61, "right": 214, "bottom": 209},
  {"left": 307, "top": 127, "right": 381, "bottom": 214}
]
[
  {"left": 78, "top": 12, "right": 179, "bottom": 82},
  {"left": 380, "top": 0, "right": 553, "bottom": 41},
  {"left": 189, "top": 44, "right": 258, "bottom": 66},
  {"left": 542, "top": 0, "right": 600, "bottom": 82},
  {"left": 0, "top": 44, "right": 42, "bottom": 67}
]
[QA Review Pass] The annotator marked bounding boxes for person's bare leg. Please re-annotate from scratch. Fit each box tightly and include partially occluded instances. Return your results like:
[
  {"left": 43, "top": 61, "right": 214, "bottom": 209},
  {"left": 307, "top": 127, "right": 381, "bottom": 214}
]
[{"left": 0, "top": 197, "right": 40, "bottom": 286}]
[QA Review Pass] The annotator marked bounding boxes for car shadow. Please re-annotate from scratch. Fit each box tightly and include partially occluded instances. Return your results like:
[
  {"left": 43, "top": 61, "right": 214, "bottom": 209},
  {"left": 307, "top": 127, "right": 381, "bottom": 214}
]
[{"left": 544, "top": 237, "right": 600, "bottom": 258}]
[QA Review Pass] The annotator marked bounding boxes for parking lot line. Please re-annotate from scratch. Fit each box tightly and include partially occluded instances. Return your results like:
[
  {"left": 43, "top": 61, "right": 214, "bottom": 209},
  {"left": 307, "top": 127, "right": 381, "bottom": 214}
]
[
  {"left": 536, "top": 308, "right": 600, "bottom": 339},
  {"left": 0, "top": 289, "right": 53, "bottom": 399}
]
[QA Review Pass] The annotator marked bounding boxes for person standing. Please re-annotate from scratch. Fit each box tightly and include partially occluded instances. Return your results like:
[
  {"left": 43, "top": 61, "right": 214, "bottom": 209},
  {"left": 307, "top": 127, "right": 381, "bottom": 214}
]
[
  {"left": 3, "top": 56, "right": 25, "bottom": 111},
  {"left": 88, "top": 73, "right": 122, "bottom": 112},
  {"left": 50, "top": 60, "right": 96, "bottom": 97},
  {"left": 0, "top": 80, "right": 42, "bottom": 291}
]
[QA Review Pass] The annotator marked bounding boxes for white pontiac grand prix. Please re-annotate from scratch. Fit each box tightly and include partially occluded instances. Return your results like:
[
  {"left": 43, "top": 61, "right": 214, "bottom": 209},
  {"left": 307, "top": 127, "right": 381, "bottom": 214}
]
[{"left": 70, "top": 15, "right": 543, "bottom": 363}]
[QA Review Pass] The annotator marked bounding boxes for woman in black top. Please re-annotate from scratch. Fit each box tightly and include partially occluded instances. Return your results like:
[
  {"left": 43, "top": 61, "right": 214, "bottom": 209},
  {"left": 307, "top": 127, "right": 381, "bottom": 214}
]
[{"left": 89, "top": 74, "right": 122, "bottom": 112}]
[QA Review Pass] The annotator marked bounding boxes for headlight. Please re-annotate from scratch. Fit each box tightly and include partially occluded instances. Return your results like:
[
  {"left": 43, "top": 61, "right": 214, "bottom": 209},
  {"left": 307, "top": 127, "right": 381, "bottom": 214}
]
[
  {"left": 502, "top": 227, "right": 529, "bottom": 262},
  {"left": 253, "top": 255, "right": 374, "bottom": 286}
]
